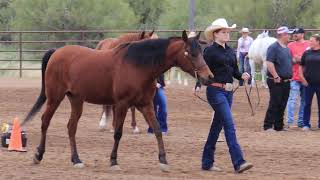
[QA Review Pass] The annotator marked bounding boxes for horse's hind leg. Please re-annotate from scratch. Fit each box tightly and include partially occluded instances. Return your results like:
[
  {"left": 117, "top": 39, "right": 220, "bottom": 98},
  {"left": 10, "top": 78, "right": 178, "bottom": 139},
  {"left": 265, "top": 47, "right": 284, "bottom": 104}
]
[
  {"left": 249, "top": 59, "right": 255, "bottom": 86},
  {"left": 136, "top": 103, "right": 169, "bottom": 172},
  {"left": 131, "top": 107, "right": 140, "bottom": 134},
  {"left": 33, "top": 99, "right": 62, "bottom": 164},
  {"left": 262, "top": 61, "right": 268, "bottom": 88},
  {"left": 110, "top": 104, "right": 128, "bottom": 170},
  {"left": 67, "top": 96, "right": 84, "bottom": 168},
  {"left": 99, "top": 105, "right": 112, "bottom": 130}
]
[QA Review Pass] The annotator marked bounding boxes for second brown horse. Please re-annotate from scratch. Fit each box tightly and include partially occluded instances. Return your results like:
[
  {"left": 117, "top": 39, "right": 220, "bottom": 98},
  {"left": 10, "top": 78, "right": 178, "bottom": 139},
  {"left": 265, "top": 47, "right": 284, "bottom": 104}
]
[{"left": 96, "top": 31, "right": 154, "bottom": 133}]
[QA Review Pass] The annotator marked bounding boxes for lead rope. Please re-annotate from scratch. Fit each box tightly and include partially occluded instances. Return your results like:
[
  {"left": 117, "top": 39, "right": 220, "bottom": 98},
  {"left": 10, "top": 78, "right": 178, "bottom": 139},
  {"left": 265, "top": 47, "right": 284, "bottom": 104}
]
[
  {"left": 244, "top": 82, "right": 255, "bottom": 116},
  {"left": 193, "top": 70, "right": 209, "bottom": 103}
]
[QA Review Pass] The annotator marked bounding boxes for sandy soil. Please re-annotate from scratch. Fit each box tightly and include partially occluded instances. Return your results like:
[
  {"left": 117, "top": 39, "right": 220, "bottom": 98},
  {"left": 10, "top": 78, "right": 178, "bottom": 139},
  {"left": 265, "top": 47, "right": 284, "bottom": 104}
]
[{"left": 1, "top": 78, "right": 320, "bottom": 180}]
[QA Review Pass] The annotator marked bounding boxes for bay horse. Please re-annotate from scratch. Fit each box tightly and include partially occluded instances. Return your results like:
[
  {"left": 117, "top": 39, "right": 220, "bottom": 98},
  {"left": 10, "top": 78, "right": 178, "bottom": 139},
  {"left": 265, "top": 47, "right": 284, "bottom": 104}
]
[
  {"left": 96, "top": 31, "right": 155, "bottom": 133},
  {"left": 22, "top": 30, "right": 213, "bottom": 172}
]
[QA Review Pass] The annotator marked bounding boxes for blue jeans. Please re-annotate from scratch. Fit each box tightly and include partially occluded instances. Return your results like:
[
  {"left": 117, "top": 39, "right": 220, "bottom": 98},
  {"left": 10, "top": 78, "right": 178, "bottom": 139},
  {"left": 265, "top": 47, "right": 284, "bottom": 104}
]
[
  {"left": 239, "top": 52, "right": 251, "bottom": 86},
  {"left": 148, "top": 88, "right": 168, "bottom": 133},
  {"left": 202, "top": 86, "right": 246, "bottom": 171},
  {"left": 286, "top": 81, "right": 305, "bottom": 127},
  {"left": 303, "top": 84, "right": 320, "bottom": 128}
]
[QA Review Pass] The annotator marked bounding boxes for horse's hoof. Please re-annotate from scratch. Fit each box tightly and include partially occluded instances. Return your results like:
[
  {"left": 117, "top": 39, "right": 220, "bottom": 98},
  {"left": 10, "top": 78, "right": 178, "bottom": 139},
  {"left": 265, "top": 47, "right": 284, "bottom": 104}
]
[
  {"left": 99, "top": 125, "right": 106, "bottom": 129},
  {"left": 159, "top": 163, "right": 170, "bottom": 172},
  {"left": 99, "top": 121, "right": 107, "bottom": 130},
  {"left": 132, "top": 127, "right": 140, "bottom": 134},
  {"left": 74, "top": 163, "right": 85, "bottom": 168},
  {"left": 110, "top": 165, "right": 121, "bottom": 171},
  {"left": 33, "top": 156, "right": 41, "bottom": 164},
  {"left": 99, "top": 127, "right": 106, "bottom": 132}
]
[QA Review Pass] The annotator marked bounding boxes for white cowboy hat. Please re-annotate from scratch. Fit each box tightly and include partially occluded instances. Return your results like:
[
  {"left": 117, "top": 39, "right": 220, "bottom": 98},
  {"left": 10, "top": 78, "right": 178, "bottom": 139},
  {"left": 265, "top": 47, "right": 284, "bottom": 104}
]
[
  {"left": 204, "top": 18, "right": 236, "bottom": 40},
  {"left": 240, "top": 27, "right": 251, "bottom": 33},
  {"left": 188, "top": 31, "right": 197, "bottom": 38}
]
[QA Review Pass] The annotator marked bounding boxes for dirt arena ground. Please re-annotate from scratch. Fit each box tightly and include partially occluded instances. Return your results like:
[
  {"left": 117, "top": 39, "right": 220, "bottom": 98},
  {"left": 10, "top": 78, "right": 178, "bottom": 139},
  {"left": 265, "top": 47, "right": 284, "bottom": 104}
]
[{"left": 1, "top": 78, "right": 320, "bottom": 180}]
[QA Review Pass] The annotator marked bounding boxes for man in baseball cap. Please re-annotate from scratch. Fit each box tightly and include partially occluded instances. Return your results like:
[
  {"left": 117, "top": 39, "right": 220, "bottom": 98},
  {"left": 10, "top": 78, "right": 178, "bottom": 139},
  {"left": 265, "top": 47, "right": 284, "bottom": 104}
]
[
  {"left": 293, "top": 27, "right": 305, "bottom": 34},
  {"left": 263, "top": 26, "right": 293, "bottom": 132},
  {"left": 286, "top": 27, "right": 309, "bottom": 129}
]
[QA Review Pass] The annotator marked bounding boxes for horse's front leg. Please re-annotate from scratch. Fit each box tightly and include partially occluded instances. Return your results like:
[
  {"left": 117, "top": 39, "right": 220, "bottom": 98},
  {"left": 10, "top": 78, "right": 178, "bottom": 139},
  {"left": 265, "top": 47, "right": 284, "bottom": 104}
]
[
  {"left": 136, "top": 103, "right": 169, "bottom": 172},
  {"left": 110, "top": 104, "right": 128, "bottom": 170}
]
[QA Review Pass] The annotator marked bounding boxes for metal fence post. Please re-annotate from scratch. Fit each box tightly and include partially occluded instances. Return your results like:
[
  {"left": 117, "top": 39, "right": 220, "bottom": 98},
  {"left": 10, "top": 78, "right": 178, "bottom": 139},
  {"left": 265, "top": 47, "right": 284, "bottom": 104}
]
[{"left": 19, "top": 32, "right": 22, "bottom": 78}]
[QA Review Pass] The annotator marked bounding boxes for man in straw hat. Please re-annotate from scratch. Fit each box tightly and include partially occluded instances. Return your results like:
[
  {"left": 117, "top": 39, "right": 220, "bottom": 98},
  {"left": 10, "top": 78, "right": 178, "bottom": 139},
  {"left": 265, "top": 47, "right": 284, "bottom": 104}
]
[
  {"left": 263, "top": 26, "right": 293, "bottom": 132},
  {"left": 201, "top": 18, "right": 253, "bottom": 173},
  {"left": 237, "top": 27, "right": 253, "bottom": 86}
]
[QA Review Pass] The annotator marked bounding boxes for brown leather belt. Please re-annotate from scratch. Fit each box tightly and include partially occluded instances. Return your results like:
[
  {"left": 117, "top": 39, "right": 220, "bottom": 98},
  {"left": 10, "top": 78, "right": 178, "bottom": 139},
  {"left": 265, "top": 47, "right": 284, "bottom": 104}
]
[{"left": 210, "top": 82, "right": 233, "bottom": 91}]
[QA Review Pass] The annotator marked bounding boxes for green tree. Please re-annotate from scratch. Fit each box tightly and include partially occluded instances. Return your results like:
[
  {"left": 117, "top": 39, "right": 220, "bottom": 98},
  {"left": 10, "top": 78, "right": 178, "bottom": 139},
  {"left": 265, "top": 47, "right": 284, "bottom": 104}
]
[
  {"left": 126, "top": 0, "right": 167, "bottom": 29},
  {"left": 10, "top": 0, "right": 139, "bottom": 48},
  {"left": 11, "top": 0, "right": 138, "bottom": 30},
  {"left": 0, "top": 0, "right": 15, "bottom": 40}
]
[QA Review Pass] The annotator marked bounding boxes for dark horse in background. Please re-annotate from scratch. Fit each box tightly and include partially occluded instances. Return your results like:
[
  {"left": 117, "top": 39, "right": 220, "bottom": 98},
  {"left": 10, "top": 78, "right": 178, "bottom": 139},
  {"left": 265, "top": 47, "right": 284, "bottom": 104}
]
[
  {"left": 21, "top": 30, "right": 213, "bottom": 172},
  {"left": 96, "top": 31, "right": 155, "bottom": 133}
]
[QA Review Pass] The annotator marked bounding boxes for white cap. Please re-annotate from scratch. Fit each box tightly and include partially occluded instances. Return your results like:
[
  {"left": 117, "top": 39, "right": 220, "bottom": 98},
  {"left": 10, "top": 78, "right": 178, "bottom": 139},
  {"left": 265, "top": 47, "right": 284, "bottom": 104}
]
[{"left": 277, "top": 26, "right": 293, "bottom": 34}]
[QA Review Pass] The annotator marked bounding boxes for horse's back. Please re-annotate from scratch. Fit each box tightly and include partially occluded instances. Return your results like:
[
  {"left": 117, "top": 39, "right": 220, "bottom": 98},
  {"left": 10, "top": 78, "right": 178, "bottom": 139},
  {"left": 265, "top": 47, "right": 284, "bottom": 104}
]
[
  {"left": 96, "top": 38, "right": 118, "bottom": 50},
  {"left": 45, "top": 45, "right": 117, "bottom": 100}
]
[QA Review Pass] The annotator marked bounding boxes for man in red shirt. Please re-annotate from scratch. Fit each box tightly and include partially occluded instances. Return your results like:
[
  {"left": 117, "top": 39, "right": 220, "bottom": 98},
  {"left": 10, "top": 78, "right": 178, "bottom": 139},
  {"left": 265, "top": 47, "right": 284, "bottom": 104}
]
[{"left": 286, "top": 28, "right": 309, "bottom": 128}]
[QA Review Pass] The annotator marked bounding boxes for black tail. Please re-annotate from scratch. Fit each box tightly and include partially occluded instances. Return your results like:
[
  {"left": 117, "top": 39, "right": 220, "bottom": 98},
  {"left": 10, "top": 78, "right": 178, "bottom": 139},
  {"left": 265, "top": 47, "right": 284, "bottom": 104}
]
[{"left": 22, "top": 49, "right": 56, "bottom": 126}]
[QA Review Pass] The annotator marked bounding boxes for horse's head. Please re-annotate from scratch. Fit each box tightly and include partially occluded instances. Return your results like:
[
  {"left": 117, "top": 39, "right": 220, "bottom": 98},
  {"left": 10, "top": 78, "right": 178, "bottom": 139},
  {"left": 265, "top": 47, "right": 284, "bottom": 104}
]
[
  {"left": 175, "top": 30, "right": 214, "bottom": 85},
  {"left": 139, "top": 30, "right": 155, "bottom": 40},
  {"left": 257, "top": 30, "right": 269, "bottom": 39}
]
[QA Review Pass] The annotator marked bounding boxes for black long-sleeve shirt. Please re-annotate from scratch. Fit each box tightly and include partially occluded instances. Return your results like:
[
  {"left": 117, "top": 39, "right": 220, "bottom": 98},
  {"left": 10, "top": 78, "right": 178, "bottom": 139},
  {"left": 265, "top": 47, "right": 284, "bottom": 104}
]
[
  {"left": 204, "top": 42, "right": 242, "bottom": 83},
  {"left": 301, "top": 49, "right": 320, "bottom": 84}
]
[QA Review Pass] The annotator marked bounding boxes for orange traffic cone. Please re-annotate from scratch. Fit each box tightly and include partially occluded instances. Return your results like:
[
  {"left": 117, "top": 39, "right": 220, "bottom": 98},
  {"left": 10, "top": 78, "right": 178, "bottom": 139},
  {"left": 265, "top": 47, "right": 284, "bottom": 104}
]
[{"left": 8, "top": 118, "right": 27, "bottom": 152}]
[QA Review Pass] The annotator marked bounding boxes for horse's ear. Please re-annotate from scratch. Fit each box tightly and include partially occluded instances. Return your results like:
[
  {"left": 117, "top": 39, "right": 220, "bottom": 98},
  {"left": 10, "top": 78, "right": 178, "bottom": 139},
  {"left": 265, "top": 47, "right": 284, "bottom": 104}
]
[
  {"left": 196, "top": 31, "right": 201, "bottom": 40},
  {"left": 139, "top": 31, "right": 146, "bottom": 39},
  {"left": 149, "top": 30, "right": 155, "bottom": 37},
  {"left": 182, "top": 30, "right": 188, "bottom": 42}
]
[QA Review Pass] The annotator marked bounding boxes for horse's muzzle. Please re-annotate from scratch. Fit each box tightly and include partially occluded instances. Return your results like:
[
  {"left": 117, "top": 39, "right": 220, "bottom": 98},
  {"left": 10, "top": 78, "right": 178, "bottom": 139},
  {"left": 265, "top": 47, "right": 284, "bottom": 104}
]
[{"left": 198, "top": 75, "right": 214, "bottom": 86}]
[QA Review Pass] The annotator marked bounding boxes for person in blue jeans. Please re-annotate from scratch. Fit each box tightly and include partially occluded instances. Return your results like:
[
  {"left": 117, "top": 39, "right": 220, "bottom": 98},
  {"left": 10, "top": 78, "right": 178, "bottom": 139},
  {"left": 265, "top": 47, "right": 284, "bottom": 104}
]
[
  {"left": 148, "top": 74, "right": 168, "bottom": 134},
  {"left": 286, "top": 81, "right": 305, "bottom": 127},
  {"left": 201, "top": 18, "right": 253, "bottom": 173},
  {"left": 237, "top": 28, "right": 253, "bottom": 86},
  {"left": 299, "top": 34, "right": 320, "bottom": 130},
  {"left": 286, "top": 28, "right": 309, "bottom": 128}
]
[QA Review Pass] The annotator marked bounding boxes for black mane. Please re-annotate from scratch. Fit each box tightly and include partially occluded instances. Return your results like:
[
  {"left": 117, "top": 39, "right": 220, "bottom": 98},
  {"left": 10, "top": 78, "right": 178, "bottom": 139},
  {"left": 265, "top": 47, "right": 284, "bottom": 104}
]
[{"left": 120, "top": 37, "right": 181, "bottom": 66}]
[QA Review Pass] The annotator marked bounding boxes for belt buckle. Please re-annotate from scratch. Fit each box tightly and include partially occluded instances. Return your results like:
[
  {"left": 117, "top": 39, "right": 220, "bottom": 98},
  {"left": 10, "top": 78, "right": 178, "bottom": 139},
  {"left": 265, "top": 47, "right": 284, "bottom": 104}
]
[{"left": 225, "top": 83, "right": 233, "bottom": 91}]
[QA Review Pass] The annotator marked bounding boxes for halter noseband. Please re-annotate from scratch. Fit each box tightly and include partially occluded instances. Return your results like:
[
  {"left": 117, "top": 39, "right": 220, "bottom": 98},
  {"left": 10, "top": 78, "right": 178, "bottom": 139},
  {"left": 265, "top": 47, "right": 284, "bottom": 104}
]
[{"left": 183, "top": 50, "right": 207, "bottom": 74}]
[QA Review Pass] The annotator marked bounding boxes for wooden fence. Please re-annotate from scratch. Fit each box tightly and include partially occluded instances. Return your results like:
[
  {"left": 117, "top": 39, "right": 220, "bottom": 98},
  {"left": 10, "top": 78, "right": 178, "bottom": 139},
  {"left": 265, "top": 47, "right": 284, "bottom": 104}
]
[{"left": 0, "top": 29, "right": 319, "bottom": 78}]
